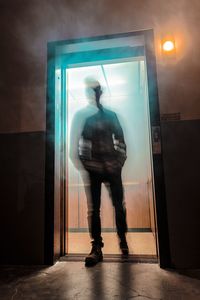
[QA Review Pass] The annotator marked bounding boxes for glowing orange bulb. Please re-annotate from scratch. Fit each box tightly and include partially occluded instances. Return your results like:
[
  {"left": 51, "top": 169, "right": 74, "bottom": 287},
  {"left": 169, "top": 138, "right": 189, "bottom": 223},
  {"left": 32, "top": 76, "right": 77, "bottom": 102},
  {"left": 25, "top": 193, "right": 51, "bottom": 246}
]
[{"left": 162, "top": 40, "right": 175, "bottom": 52}]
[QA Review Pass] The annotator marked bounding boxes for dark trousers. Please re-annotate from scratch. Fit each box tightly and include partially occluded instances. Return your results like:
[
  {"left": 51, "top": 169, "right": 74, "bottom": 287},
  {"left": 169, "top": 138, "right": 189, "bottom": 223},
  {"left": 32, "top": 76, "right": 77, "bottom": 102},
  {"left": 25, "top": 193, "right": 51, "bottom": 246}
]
[{"left": 88, "top": 171, "right": 128, "bottom": 246}]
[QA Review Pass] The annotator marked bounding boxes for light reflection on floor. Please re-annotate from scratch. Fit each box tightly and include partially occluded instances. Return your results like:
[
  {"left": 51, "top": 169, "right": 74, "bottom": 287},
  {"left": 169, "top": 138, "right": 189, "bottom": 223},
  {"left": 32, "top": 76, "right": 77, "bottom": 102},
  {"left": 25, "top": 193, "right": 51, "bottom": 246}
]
[{"left": 67, "top": 232, "right": 157, "bottom": 255}]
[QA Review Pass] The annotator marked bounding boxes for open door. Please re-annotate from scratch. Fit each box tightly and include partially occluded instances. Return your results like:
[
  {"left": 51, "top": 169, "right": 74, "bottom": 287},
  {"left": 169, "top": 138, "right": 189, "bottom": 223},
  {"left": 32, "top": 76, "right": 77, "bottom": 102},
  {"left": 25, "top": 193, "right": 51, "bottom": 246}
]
[
  {"left": 66, "top": 58, "right": 157, "bottom": 258},
  {"left": 45, "top": 30, "right": 171, "bottom": 267}
]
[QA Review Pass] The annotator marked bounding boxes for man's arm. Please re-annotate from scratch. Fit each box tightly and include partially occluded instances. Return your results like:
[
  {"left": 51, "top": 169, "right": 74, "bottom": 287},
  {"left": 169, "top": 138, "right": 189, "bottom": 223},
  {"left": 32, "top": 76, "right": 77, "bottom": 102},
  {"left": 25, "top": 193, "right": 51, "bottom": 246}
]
[{"left": 112, "top": 113, "right": 127, "bottom": 165}]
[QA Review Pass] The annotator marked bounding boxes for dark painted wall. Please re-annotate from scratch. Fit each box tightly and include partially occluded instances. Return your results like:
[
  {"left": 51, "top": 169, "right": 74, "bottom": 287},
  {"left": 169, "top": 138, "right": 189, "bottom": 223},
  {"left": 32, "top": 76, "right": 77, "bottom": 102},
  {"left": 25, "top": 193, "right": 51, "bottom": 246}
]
[
  {"left": 162, "top": 120, "right": 200, "bottom": 268},
  {"left": 0, "top": 132, "right": 45, "bottom": 264},
  {"left": 0, "top": 0, "right": 200, "bottom": 267}
]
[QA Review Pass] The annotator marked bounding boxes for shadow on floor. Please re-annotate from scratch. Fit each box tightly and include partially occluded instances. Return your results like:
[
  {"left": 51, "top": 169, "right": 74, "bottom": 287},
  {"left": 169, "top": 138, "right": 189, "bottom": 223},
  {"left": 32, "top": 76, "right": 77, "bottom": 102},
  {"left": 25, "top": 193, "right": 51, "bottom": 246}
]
[
  {"left": 177, "top": 269, "right": 200, "bottom": 281},
  {"left": 0, "top": 265, "right": 50, "bottom": 284}
]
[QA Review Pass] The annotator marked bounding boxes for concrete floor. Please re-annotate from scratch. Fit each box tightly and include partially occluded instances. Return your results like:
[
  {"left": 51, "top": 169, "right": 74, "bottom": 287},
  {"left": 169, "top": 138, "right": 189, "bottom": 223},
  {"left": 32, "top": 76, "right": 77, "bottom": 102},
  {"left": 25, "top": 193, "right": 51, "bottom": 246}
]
[{"left": 1, "top": 262, "right": 200, "bottom": 300}]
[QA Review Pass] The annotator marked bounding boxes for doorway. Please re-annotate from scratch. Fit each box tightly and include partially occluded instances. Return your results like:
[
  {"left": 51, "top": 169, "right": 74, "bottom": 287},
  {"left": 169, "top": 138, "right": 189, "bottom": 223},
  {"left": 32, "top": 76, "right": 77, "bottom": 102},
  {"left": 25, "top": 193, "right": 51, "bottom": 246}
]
[
  {"left": 66, "top": 58, "right": 157, "bottom": 257},
  {"left": 45, "top": 30, "right": 171, "bottom": 267}
]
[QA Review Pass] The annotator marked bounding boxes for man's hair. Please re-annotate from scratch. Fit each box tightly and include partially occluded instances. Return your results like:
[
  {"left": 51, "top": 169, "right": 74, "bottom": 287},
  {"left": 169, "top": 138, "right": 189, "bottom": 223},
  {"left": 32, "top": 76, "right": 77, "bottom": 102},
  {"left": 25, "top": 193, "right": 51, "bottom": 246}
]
[{"left": 84, "top": 77, "right": 103, "bottom": 95}]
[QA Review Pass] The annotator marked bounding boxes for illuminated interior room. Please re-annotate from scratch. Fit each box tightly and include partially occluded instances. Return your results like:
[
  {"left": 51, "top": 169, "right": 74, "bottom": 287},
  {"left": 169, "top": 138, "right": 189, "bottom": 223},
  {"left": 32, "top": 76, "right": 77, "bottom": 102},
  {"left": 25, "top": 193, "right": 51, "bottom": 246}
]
[
  {"left": 52, "top": 32, "right": 163, "bottom": 261},
  {"left": 66, "top": 61, "right": 157, "bottom": 257}
]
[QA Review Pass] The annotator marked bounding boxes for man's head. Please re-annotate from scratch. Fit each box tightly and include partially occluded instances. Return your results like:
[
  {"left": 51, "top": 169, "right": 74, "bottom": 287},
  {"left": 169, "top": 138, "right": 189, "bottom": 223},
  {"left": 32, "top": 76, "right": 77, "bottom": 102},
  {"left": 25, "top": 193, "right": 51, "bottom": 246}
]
[{"left": 85, "top": 77, "right": 103, "bottom": 107}]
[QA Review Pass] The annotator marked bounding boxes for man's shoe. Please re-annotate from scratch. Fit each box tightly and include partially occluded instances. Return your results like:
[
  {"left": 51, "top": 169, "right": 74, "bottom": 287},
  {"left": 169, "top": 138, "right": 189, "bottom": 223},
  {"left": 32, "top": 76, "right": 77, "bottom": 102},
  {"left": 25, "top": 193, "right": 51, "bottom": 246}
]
[
  {"left": 85, "top": 244, "right": 103, "bottom": 267},
  {"left": 120, "top": 241, "right": 129, "bottom": 258}
]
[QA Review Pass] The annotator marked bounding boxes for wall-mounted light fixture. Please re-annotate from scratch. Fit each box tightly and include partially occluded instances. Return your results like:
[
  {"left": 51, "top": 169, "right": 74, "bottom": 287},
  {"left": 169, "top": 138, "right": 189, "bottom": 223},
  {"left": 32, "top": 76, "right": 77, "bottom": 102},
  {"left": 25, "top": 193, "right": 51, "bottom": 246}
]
[
  {"left": 162, "top": 40, "right": 175, "bottom": 52},
  {"left": 161, "top": 36, "right": 176, "bottom": 61}
]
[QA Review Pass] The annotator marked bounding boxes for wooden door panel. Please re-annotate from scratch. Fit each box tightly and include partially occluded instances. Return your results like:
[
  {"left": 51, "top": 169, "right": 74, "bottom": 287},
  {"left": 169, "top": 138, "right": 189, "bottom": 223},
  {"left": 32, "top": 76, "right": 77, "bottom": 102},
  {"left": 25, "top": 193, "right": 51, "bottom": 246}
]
[{"left": 125, "top": 183, "right": 150, "bottom": 228}]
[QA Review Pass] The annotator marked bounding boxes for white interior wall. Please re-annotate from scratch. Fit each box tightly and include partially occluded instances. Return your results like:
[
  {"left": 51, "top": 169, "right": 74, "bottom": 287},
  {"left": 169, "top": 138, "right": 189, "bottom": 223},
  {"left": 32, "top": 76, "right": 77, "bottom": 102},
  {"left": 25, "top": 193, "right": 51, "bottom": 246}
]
[{"left": 67, "top": 60, "right": 153, "bottom": 231}]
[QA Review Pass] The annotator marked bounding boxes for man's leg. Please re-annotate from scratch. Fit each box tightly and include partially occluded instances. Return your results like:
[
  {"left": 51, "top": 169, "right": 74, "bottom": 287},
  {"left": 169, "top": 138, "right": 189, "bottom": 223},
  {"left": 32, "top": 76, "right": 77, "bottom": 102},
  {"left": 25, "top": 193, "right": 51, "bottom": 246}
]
[
  {"left": 88, "top": 172, "right": 103, "bottom": 246},
  {"left": 109, "top": 172, "right": 129, "bottom": 255},
  {"left": 85, "top": 172, "right": 103, "bottom": 266}
]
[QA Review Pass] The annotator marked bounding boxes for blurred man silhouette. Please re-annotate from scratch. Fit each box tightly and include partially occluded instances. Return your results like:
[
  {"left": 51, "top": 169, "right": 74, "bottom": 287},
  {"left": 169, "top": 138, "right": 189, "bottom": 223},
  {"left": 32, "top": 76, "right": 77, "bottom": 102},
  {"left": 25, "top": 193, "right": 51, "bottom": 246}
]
[{"left": 70, "top": 78, "right": 128, "bottom": 266}]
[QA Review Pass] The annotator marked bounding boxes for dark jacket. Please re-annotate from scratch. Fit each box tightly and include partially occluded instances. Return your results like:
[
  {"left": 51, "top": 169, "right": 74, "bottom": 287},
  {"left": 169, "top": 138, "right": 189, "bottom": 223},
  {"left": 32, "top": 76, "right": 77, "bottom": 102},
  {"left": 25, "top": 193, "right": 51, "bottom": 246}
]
[{"left": 79, "top": 107, "right": 127, "bottom": 174}]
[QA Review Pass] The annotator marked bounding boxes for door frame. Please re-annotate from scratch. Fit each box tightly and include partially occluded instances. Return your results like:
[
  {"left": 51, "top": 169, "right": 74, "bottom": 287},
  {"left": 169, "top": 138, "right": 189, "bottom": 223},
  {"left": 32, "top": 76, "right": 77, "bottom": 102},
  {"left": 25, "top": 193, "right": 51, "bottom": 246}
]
[{"left": 45, "top": 29, "right": 171, "bottom": 267}]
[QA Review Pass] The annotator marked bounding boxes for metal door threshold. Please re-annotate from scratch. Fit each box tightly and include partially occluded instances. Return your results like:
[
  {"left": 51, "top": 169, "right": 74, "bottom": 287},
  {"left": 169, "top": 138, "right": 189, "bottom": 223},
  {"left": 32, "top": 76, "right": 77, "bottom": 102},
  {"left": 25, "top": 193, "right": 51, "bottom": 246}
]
[{"left": 60, "top": 254, "right": 158, "bottom": 263}]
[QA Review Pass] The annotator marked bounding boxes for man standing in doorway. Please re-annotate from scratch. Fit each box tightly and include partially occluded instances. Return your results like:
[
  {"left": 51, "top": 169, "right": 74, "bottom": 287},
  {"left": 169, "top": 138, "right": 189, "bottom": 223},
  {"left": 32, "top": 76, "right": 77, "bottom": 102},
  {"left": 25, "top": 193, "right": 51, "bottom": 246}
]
[{"left": 71, "top": 78, "right": 129, "bottom": 266}]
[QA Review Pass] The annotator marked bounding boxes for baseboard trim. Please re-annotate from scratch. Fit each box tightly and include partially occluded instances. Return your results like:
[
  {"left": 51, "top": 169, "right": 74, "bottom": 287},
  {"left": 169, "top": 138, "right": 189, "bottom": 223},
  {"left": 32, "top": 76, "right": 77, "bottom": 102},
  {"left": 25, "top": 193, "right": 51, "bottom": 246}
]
[{"left": 60, "top": 254, "right": 158, "bottom": 263}]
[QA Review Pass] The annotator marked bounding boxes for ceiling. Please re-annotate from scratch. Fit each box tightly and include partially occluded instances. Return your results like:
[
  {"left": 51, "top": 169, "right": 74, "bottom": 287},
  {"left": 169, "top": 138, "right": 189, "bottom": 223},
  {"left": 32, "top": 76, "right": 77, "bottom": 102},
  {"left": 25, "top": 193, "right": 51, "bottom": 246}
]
[{"left": 67, "top": 60, "right": 143, "bottom": 103}]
